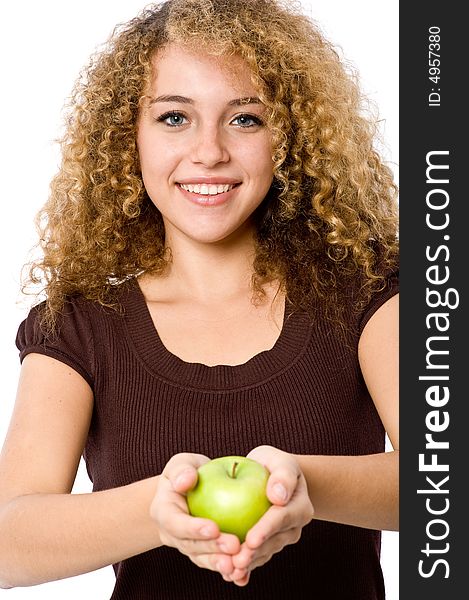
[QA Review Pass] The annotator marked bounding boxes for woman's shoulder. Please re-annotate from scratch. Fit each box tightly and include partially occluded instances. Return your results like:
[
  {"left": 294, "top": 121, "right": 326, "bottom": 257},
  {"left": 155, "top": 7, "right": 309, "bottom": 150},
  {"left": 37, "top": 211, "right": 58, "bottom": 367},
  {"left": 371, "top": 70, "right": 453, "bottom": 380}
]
[
  {"left": 15, "top": 280, "right": 136, "bottom": 386},
  {"left": 355, "top": 268, "right": 399, "bottom": 336},
  {"left": 15, "top": 295, "right": 96, "bottom": 388}
]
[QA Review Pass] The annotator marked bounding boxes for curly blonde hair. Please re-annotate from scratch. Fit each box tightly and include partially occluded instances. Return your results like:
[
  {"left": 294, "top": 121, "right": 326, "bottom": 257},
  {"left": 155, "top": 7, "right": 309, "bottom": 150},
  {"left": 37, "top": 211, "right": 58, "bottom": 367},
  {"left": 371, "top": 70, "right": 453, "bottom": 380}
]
[{"left": 25, "top": 0, "right": 398, "bottom": 332}]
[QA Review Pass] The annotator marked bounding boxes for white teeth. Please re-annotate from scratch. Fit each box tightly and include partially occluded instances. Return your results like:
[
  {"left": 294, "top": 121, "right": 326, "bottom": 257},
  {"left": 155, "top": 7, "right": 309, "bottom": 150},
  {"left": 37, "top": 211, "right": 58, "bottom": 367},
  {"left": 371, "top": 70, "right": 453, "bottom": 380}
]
[{"left": 179, "top": 183, "right": 236, "bottom": 195}]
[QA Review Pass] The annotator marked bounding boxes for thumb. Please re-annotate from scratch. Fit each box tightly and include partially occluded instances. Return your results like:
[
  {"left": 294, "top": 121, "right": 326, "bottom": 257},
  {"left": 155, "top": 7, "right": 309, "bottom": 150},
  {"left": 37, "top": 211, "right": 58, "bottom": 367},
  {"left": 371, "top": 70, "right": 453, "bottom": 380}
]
[
  {"left": 172, "top": 466, "right": 199, "bottom": 493},
  {"left": 162, "top": 452, "right": 210, "bottom": 493},
  {"left": 265, "top": 466, "right": 300, "bottom": 506}
]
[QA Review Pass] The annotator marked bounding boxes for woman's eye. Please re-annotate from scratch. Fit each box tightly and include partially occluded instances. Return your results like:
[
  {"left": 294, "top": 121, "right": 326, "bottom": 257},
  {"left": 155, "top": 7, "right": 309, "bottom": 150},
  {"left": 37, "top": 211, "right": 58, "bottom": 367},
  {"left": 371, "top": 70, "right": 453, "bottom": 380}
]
[
  {"left": 156, "top": 111, "right": 188, "bottom": 127},
  {"left": 231, "top": 114, "right": 263, "bottom": 128}
]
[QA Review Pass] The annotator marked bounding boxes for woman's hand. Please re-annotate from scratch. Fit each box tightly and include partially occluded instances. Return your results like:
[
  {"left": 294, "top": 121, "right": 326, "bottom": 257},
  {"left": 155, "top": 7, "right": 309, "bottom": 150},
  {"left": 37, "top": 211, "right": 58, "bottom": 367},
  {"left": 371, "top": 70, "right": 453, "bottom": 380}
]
[
  {"left": 226, "top": 445, "right": 314, "bottom": 586},
  {"left": 150, "top": 453, "right": 241, "bottom": 578}
]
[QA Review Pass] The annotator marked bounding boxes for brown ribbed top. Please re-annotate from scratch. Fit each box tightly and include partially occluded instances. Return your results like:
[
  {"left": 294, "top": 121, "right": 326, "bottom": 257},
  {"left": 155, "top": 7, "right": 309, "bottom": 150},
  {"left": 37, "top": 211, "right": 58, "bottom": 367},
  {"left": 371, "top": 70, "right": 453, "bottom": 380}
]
[{"left": 16, "top": 272, "right": 398, "bottom": 599}]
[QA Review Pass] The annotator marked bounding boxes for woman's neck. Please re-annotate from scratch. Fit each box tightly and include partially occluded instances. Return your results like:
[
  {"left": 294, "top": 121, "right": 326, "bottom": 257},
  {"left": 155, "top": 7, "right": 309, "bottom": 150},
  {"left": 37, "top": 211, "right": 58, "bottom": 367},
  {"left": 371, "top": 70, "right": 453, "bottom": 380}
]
[{"left": 145, "top": 224, "right": 259, "bottom": 304}]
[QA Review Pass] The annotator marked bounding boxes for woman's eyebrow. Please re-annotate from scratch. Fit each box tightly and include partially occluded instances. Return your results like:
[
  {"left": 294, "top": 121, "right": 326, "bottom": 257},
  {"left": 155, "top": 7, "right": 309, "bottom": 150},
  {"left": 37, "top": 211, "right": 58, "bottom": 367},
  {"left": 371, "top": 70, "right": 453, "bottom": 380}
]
[
  {"left": 229, "top": 97, "right": 262, "bottom": 106},
  {"left": 150, "top": 94, "right": 193, "bottom": 105},
  {"left": 149, "top": 95, "right": 262, "bottom": 106}
]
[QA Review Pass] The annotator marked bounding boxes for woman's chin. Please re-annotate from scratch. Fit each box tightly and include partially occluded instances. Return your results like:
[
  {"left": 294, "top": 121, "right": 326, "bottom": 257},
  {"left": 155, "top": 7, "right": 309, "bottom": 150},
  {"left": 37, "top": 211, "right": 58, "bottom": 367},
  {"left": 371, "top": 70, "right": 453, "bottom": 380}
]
[{"left": 166, "top": 219, "right": 256, "bottom": 247}]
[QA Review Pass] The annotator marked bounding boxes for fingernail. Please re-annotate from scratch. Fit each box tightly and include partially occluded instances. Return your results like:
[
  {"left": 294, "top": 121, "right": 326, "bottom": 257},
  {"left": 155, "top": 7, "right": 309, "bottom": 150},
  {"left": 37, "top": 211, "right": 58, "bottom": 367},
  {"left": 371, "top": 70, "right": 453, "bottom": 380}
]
[
  {"left": 200, "top": 526, "right": 213, "bottom": 537},
  {"left": 174, "top": 475, "right": 185, "bottom": 488},
  {"left": 218, "top": 542, "right": 229, "bottom": 553},
  {"left": 175, "top": 469, "right": 192, "bottom": 488},
  {"left": 273, "top": 482, "right": 288, "bottom": 501}
]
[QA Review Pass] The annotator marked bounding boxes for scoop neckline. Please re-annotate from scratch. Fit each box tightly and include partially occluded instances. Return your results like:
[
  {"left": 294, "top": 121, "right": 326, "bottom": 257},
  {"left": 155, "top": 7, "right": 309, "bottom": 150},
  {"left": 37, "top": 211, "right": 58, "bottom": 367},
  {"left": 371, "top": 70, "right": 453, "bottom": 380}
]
[{"left": 120, "top": 277, "right": 312, "bottom": 391}]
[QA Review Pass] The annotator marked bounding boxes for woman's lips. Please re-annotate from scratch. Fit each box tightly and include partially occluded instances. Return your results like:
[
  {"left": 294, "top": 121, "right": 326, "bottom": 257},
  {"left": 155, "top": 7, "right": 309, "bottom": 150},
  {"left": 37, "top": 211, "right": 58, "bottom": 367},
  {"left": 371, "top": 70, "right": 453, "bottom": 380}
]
[{"left": 176, "top": 182, "right": 241, "bottom": 206}]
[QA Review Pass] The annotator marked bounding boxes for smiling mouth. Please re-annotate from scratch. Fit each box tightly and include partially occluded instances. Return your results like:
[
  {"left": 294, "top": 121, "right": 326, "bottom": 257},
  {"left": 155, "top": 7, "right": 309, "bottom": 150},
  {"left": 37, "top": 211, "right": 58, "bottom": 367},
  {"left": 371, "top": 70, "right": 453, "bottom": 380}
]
[{"left": 177, "top": 183, "right": 240, "bottom": 196}]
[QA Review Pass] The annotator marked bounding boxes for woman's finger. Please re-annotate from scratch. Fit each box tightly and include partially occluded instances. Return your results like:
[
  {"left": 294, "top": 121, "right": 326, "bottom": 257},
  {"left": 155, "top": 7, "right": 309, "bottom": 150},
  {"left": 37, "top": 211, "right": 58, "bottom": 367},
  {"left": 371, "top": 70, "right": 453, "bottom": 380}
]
[
  {"left": 234, "top": 527, "right": 302, "bottom": 571},
  {"left": 158, "top": 508, "right": 220, "bottom": 542},
  {"left": 265, "top": 465, "right": 301, "bottom": 506},
  {"left": 178, "top": 532, "right": 241, "bottom": 556},
  {"left": 162, "top": 452, "right": 210, "bottom": 493},
  {"left": 250, "top": 527, "right": 302, "bottom": 569},
  {"left": 188, "top": 551, "right": 235, "bottom": 575},
  {"left": 232, "top": 571, "right": 251, "bottom": 586},
  {"left": 244, "top": 476, "right": 313, "bottom": 549},
  {"left": 246, "top": 446, "right": 302, "bottom": 502}
]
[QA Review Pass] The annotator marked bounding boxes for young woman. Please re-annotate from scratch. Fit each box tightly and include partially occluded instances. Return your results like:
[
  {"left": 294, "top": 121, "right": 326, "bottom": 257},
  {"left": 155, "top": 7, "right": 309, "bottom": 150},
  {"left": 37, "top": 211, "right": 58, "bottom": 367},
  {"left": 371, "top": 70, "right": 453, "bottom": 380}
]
[{"left": 0, "top": 0, "right": 399, "bottom": 598}]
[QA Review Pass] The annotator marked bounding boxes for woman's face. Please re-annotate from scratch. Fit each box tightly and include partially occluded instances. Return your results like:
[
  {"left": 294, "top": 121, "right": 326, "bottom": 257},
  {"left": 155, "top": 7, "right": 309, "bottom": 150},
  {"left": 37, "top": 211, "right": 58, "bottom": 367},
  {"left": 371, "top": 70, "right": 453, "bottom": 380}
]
[{"left": 137, "top": 44, "right": 274, "bottom": 246}]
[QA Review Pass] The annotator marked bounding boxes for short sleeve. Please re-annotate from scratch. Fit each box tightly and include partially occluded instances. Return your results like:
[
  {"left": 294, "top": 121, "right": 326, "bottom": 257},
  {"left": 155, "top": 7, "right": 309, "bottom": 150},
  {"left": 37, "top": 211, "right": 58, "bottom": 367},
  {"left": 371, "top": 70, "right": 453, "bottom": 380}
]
[
  {"left": 358, "top": 270, "right": 399, "bottom": 335},
  {"left": 16, "top": 299, "right": 95, "bottom": 389}
]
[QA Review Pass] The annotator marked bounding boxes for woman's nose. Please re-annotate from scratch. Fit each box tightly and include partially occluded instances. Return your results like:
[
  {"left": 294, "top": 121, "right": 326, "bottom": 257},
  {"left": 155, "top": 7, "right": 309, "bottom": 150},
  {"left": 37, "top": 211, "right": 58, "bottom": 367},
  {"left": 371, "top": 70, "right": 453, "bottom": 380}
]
[{"left": 190, "top": 124, "right": 229, "bottom": 167}]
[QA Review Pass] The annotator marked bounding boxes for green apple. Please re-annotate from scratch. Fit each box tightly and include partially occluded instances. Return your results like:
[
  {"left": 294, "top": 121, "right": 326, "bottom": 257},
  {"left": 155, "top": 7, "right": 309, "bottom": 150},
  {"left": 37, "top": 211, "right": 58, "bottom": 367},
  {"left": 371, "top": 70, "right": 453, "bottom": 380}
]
[{"left": 187, "top": 456, "right": 271, "bottom": 543}]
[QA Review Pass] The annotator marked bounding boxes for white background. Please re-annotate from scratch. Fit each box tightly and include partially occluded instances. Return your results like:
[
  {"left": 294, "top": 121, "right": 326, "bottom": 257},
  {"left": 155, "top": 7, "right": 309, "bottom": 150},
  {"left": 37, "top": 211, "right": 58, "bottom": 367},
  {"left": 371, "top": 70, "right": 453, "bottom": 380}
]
[{"left": 0, "top": 1, "right": 399, "bottom": 598}]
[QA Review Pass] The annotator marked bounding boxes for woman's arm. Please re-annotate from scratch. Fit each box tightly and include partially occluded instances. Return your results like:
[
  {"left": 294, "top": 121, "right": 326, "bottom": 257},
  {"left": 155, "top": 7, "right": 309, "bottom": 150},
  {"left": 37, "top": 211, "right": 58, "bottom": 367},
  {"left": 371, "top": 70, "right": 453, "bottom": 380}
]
[
  {"left": 297, "top": 293, "right": 399, "bottom": 531},
  {"left": 0, "top": 354, "right": 242, "bottom": 588},
  {"left": 0, "top": 354, "right": 164, "bottom": 588},
  {"left": 294, "top": 450, "right": 398, "bottom": 531},
  {"left": 227, "top": 294, "right": 399, "bottom": 584},
  {"left": 0, "top": 476, "right": 164, "bottom": 588}
]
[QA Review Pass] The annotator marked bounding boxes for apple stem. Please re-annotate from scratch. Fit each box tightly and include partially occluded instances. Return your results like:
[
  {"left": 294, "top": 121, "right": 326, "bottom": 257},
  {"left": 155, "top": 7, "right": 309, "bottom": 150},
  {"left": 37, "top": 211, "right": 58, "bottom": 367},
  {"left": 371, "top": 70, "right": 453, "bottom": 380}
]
[{"left": 231, "top": 461, "right": 239, "bottom": 478}]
